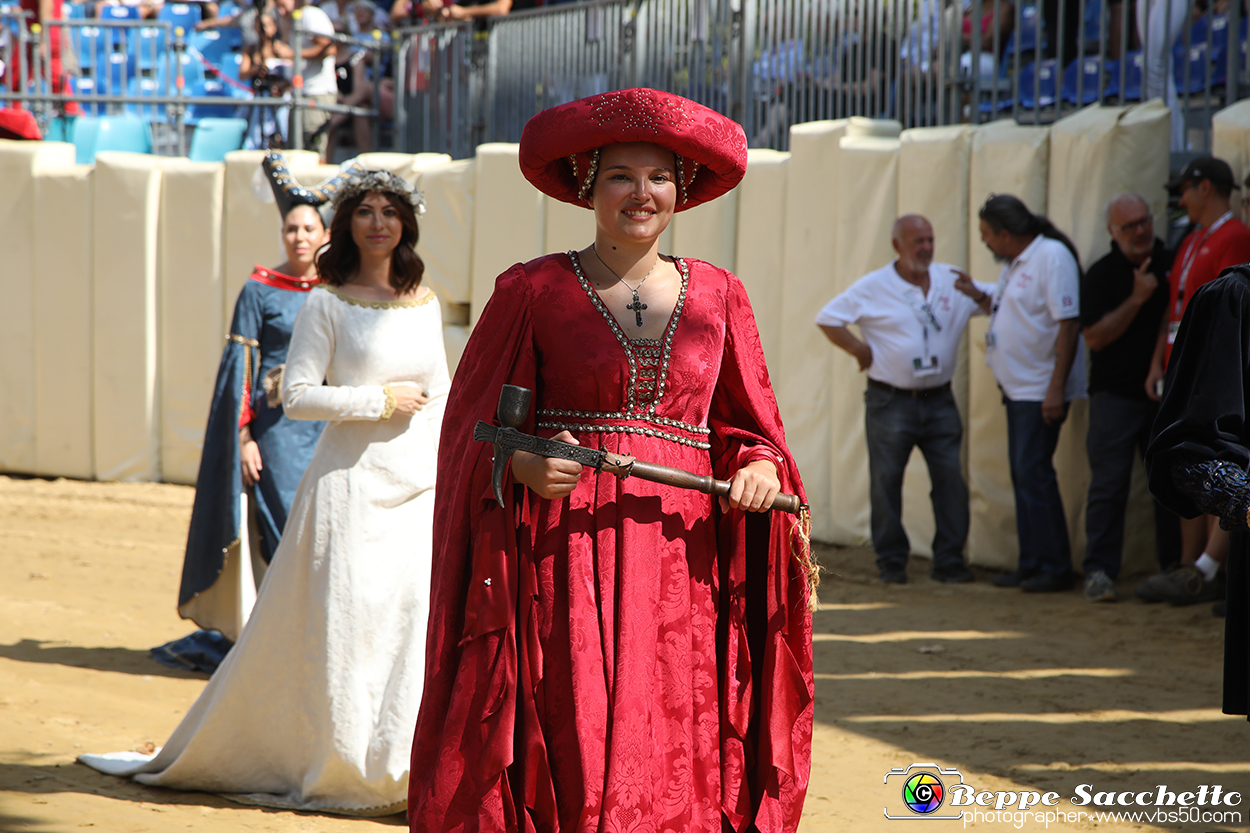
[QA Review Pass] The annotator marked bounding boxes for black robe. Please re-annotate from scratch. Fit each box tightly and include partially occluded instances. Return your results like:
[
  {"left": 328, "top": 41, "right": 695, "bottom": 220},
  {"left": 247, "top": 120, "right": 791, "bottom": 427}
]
[{"left": 1145, "top": 266, "right": 1250, "bottom": 718}]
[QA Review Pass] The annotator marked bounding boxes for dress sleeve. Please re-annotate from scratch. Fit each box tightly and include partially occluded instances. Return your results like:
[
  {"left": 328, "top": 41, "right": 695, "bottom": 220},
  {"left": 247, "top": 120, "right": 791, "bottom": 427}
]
[
  {"left": 282, "top": 290, "right": 393, "bottom": 421},
  {"left": 229, "top": 281, "right": 265, "bottom": 428},
  {"left": 1147, "top": 271, "right": 1250, "bottom": 518}
]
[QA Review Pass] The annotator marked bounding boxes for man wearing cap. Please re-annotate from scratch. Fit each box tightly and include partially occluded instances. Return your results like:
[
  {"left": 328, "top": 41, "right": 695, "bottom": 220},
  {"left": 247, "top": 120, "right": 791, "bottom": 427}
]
[
  {"left": 1140, "top": 157, "right": 1250, "bottom": 606},
  {"left": 1078, "top": 193, "right": 1179, "bottom": 602},
  {"left": 816, "top": 214, "right": 993, "bottom": 584}
]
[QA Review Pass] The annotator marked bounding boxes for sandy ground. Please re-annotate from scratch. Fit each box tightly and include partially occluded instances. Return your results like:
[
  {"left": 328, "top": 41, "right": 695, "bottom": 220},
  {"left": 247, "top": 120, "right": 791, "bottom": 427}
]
[{"left": 1, "top": 474, "right": 1248, "bottom": 833}]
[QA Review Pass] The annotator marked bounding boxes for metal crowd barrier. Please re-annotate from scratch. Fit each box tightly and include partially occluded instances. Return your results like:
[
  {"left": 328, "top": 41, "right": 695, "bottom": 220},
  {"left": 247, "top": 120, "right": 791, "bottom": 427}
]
[
  {"left": 394, "top": 0, "right": 1250, "bottom": 155},
  {"left": 1, "top": 9, "right": 384, "bottom": 157}
]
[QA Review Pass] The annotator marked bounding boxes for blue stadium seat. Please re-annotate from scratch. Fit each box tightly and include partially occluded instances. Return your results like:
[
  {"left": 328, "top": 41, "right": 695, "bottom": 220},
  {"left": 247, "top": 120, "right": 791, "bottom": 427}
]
[
  {"left": 125, "top": 74, "right": 163, "bottom": 119},
  {"left": 76, "top": 24, "right": 107, "bottom": 72},
  {"left": 1002, "top": 4, "right": 1044, "bottom": 65},
  {"left": 66, "top": 2, "right": 88, "bottom": 19},
  {"left": 1016, "top": 58, "right": 1058, "bottom": 108},
  {"left": 102, "top": 50, "right": 134, "bottom": 94},
  {"left": 72, "top": 114, "right": 152, "bottom": 163},
  {"left": 186, "top": 76, "right": 250, "bottom": 123},
  {"left": 98, "top": 4, "right": 140, "bottom": 19},
  {"left": 1173, "top": 38, "right": 1213, "bottom": 93},
  {"left": 1103, "top": 49, "right": 1143, "bottom": 100},
  {"left": 1082, "top": 0, "right": 1104, "bottom": 45},
  {"left": 129, "top": 24, "right": 168, "bottom": 71},
  {"left": 1061, "top": 55, "right": 1106, "bottom": 104},
  {"left": 157, "top": 1, "right": 200, "bottom": 30},
  {"left": 188, "top": 116, "right": 247, "bottom": 160},
  {"left": 216, "top": 0, "right": 240, "bottom": 16},
  {"left": 71, "top": 75, "right": 106, "bottom": 115},
  {"left": 189, "top": 26, "right": 241, "bottom": 65},
  {"left": 45, "top": 115, "right": 77, "bottom": 141}
]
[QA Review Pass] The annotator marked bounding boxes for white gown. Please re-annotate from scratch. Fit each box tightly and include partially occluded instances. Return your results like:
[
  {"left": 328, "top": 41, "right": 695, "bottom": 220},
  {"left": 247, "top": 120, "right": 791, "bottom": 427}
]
[{"left": 80, "top": 284, "right": 451, "bottom": 816}]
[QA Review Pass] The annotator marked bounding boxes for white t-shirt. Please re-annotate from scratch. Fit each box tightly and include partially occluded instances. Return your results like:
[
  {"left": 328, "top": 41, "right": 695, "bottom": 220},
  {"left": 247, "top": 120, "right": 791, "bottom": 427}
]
[
  {"left": 985, "top": 234, "right": 1087, "bottom": 401},
  {"left": 281, "top": 4, "right": 337, "bottom": 96},
  {"left": 815, "top": 261, "right": 994, "bottom": 389}
]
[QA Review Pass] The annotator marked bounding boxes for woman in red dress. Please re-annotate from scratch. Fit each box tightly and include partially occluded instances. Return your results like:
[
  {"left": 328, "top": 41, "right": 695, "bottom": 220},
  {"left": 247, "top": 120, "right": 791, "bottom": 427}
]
[{"left": 409, "top": 88, "right": 815, "bottom": 833}]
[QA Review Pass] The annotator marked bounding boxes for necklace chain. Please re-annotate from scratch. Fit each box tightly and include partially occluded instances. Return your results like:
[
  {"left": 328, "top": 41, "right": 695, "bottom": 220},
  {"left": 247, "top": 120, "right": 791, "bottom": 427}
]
[{"left": 590, "top": 243, "right": 660, "bottom": 327}]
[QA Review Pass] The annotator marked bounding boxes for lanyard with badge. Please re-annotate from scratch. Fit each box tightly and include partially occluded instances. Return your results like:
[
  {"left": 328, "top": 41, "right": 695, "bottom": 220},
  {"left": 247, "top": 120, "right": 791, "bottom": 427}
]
[
  {"left": 904, "top": 286, "right": 943, "bottom": 378},
  {"left": 1167, "top": 211, "right": 1232, "bottom": 345},
  {"left": 985, "top": 266, "right": 1013, "bottom": 351}
]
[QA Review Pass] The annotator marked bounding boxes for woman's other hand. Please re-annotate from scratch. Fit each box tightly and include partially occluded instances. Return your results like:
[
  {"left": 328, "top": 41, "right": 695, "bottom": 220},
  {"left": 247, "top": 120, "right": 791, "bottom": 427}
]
[
  {"left": 241, "top": 439, "right": 263, "bottom": 487},
  {"left": 392, "top": 384, "right": 431, "bottom": 415},
  {"left": 721, "top": 459, "right": 780, "bottom": 513},
  {"left": 511, "top": 431, "right": 584, "bottom": 500}
]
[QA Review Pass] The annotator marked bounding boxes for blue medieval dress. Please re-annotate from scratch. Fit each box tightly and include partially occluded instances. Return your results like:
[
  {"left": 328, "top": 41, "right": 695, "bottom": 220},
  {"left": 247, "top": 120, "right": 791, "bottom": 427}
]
[{"left": 155, "top": 267, "right": 326, "bottom": 670}]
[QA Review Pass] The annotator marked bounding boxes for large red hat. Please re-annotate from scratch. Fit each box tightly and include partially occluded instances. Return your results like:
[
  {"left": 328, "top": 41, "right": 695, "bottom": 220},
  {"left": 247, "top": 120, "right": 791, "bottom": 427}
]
[{"left": 518, "top": 88, "right": 747, "bottom": 211}]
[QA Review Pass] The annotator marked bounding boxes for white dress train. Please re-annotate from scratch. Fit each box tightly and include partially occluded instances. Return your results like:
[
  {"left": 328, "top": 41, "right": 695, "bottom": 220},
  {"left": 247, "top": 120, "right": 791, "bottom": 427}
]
[{"left": 80, "top": 285, "right": 450, "bottom": 816}]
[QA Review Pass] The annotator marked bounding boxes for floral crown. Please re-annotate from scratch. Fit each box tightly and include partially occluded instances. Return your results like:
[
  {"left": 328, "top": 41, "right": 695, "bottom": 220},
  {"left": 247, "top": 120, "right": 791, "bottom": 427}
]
[{"left": 330, "top": 169, "right": 427, "bottom": 215}]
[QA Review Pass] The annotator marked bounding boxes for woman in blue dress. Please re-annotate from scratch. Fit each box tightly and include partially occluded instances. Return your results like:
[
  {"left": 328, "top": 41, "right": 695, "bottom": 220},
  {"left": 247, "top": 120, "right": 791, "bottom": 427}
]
[{"left": 154, "top": 152, "right": 359, "bottom": 672}]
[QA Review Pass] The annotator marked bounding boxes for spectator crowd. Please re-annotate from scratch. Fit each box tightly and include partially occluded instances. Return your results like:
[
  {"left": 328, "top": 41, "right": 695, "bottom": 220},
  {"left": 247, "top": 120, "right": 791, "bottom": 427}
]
[{"left": 818, "top": 154, "right": 1250, "bottom": 614}]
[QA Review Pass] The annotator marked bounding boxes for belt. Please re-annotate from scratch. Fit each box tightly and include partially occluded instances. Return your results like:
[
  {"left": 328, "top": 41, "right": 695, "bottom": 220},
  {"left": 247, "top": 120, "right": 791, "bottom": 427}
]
[{"left": 867, "top": 378, "right": 951, "bottom": 400}]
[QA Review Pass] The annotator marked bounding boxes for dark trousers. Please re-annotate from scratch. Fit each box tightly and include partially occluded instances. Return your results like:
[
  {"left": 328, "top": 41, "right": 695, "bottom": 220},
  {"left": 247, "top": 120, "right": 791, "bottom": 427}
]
[
  {"left": 1082, "top": 391, "right": 1182, "bottom": 577},
  {"left": 864, "top": 384, "right": 970, "bottom": 575},
  {"left": 1004, "top": 397, "right": 1071, "bottom": 576}
]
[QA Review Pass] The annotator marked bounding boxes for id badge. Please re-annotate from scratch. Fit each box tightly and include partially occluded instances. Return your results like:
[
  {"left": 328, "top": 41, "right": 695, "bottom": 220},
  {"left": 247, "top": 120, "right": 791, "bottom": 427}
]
[
  {"left": 985, "top": 330, "right": 997, "bottom": 350},
  {"left": 1166, "top": 320, "right": 1179, "bottom": 345},
  {"left": 913, "top": 355, "right": 941, "bottom": 378}
]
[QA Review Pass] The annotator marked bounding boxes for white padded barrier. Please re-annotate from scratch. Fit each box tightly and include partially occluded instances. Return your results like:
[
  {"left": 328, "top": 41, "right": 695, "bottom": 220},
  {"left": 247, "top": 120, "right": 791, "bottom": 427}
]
[
  {"left": 777, "top": 120, "right": 848, "bottom": 542},
  {"left": 92, "top": 152, "right": 166, "bottom": 482},
  {"left": 896, "top": 124, "right": 975, "bottom": 559},
  {"left": 544, "top": 196, "right": 597, "bottom": 259},
  {"left": 669, "top": 181, "right": 739, "bottom": 274},
  {"left": 353, "top": 151, "right": 451, "bottom": 181},
  {"left": 471, "top": 144, "right": 544, "bottom": 325},
  {"left": 965, "top": 121, "right": 1050, "bottom": 568},
  {"left": 1048, "top": 101, "right": 1171, "bottom": 576},
  {"left": 1214, "top": 100, "right": 1250, "bottom": 225},
  {"left": 0, "top": 140, "right": 75, "bottom": 474},
  {"left": 443, "top": 325, "right": 471, "bottom": 379},
  {"left": 160, "top": 161, "right": 226, "bottom": 486},
  {"left": 825, "top": 130, "right": 902, "bottom": 547},
  {"left": 416, "top": 158, "right": 474, "bottom": 306},
  {"left": 33, "top": 163, "right": 94, "bottom": 480},
  {"left": 734, "top": 149, "right": 789, "bottom": 367}
]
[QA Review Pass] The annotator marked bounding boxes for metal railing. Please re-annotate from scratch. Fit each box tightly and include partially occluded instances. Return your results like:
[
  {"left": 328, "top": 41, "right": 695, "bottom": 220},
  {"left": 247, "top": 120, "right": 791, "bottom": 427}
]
[
  {"left": 1, "top": 8, "right": 384, "bottom": 156},
  {"left": 394, "top": 0, "right": 1250, "bottom": 155}
]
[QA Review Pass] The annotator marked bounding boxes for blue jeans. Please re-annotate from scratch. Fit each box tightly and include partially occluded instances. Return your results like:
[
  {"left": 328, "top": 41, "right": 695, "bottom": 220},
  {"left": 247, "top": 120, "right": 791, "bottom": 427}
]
[
  {"left": 864, "top": 385, "right": 970, "bottom": 575},
  {"left": 1082, "top": 391, "right": 1181, "bottom": 577},
  {"left": 1003, "top": 397, "right": 1071, "bottom": 576}
]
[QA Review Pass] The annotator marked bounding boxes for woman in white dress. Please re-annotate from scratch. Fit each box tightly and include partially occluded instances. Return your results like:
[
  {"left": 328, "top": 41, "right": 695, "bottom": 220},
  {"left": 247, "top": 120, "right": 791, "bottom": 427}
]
[{"left": 79, "top": 169, "right": 450, "bottom": 817}]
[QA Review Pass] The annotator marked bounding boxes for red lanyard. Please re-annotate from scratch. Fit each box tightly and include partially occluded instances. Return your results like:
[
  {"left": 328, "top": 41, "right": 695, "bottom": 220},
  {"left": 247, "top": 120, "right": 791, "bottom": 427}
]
[{"left": 1173, "top": 211, "right": 1232, "bottom": 317}]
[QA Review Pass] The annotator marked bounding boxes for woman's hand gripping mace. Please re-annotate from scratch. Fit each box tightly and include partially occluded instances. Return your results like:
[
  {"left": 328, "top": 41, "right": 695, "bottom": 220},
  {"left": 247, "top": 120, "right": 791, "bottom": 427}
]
[{"left": 474, "top": 385, "right": 803, "bottom": 515}]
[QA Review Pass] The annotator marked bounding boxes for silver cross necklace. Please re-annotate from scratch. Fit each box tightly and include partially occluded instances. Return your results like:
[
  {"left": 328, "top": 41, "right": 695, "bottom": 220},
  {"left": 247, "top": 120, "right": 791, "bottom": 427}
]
[{"left": 591, "top": 243, "right": 659, "bottom": 327}]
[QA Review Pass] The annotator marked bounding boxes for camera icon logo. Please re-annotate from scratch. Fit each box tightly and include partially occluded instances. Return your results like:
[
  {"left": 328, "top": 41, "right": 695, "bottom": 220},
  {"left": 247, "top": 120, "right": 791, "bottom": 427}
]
[{"left": 884, "top": 763, "right": 966, "bottom": 820}]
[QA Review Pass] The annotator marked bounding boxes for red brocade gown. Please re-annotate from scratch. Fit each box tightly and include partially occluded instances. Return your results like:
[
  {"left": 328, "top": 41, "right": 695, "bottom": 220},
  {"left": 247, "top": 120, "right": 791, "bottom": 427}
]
[{"left": 409, "top": 253, "right": 814, "bottom": 833}]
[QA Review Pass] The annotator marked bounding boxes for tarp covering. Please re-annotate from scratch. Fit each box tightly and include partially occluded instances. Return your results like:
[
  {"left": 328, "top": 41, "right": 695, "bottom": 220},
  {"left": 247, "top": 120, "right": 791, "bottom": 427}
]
[
  {"left": 417, "top": 158, "right": 474, "bottom": 305},
  {"left": 471, "top": 144, "right": 544, "bottom": 325},
  {"left": 733, "top": 148, "right": 788, "bottom": 367}
]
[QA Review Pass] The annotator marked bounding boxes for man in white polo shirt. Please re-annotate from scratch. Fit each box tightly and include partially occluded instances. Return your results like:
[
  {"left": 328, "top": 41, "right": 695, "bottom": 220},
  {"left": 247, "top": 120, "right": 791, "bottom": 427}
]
[
  {"left": 816, "top": 214, "right": 994, "bottom": 584},
  {"left": 275, "top": 0, "right": 338, "bottom": 159},
  {"left": 961, "top": 194, "right": 1086, "bottom": 593}
]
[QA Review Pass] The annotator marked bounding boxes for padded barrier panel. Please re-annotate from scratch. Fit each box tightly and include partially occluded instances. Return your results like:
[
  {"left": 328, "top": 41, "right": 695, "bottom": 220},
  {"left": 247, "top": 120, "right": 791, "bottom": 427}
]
[
  {"left": 160, "top": 161, "right": 226, "bottom": 486},
  {"left": 896, "top": 124, "right": 975, "bottom": 559},
  {"left": 443, "top": 324, "right": 470, "bottom": 379},
  {"left": 1048, "top": 101, "right": 1171, "bottom": 576},
  {"left": 416, "top": 158, "right": 474, "bottom": 305},
  {"left": 92, "top": 152, "right": 165, "bottom": 482},
  {"left": 33, "top": 164, "right": 94, "bottom": 480},
  {"left": 1211, "top": 100, "right": 1250, "bottom": 224},
  {"left": 669, "top": 183, "right": 738, "bottom": 274},
  {"left": 471, "top": 144, "right": 544, "bottom": 325},
  {"left": 0, "top": 140, "right": 76, "bottom": 475},
  {"left": 778, "top": 121, "right": 847, "bottom": 542},
  {"left": 826, "top": 132, "right": 901, "bottom": 547},
  {"left": 966, "top": 121, "right": 1049, "bottom": 568},
  {"left": 353, "top": 151, "right": 452, "bottom": 181},
  {"left": 222, "top": 149, "right": 320, "bottom": 323},
  {"left": 1049, "top": 102, "right": 1171, "bottom": 268},
  {"left": 734, "top": 149, "right": 789, "bottom": 366}
]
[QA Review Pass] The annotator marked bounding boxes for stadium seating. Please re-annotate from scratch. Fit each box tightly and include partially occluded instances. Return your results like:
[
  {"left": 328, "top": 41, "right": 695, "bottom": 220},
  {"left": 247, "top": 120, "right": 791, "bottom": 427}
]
[
  {"left": 1061, "top": 55, "right": 1106, "bottom": 104},
  {"left": 98, "top": 4, "right": 140, "bottom": 20},
  {"left": 156, "top": 1, "right": 201, "bottom": 31},
  {"left": 1016, "top": 58, "right": 1058, "bottom": 108},
  {"left": 1102, "top": 49, "right": 1143, "bottom": 100},
  {"left": 72, "top": 114, "right": 152, "bottom": 163},
  {"left": 188, "top": 116, "right": 247, "bottom": 160}
]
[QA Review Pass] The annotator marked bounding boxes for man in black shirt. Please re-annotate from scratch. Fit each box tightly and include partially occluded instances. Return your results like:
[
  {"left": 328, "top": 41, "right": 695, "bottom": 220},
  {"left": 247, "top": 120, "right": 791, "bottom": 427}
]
[{"left": 1079, "top": 192, "right": 1180, "bottom": 601}]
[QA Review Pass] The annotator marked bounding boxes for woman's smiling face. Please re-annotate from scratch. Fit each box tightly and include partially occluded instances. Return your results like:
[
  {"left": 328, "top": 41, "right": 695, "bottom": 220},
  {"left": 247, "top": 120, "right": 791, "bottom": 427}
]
[{"left": 590, "top": 142, "right": 678, "bottom": 246}]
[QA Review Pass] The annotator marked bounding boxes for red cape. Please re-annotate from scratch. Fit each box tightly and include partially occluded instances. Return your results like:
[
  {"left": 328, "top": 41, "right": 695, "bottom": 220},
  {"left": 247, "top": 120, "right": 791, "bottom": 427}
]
[{"left": 409, "top": 255, "right": 814, "bottom": 832}]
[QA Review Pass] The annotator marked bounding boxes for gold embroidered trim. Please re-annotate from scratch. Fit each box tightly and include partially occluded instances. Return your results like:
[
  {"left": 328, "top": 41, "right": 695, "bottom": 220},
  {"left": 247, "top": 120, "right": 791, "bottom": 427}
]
[
  {"left": 321, "top": 285, "right": 436, "bottom": 309},
  {"left": 380, "top": 385, "right": 397, "bottom": 421},
  {"left": 675, "top": 155, "right": 687, "bottom": 204}
]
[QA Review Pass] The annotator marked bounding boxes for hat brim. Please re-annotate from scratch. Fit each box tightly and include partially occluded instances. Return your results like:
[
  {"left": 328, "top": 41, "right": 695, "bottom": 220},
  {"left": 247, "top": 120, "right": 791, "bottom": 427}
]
[{"left": 518, "top": 88, "right": 747, "bottom": 211}]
